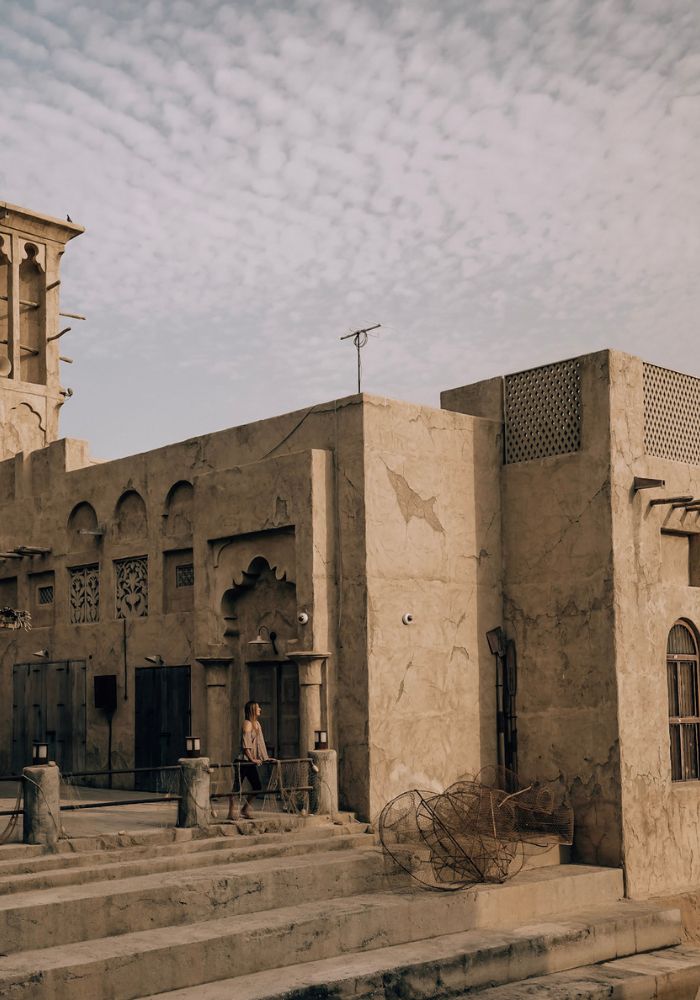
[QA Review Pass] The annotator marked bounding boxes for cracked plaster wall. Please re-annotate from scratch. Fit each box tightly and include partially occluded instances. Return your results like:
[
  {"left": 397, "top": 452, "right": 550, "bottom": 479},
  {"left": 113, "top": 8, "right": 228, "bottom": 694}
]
[
  {"left": 362, "top": 397, "right": 502, "bottom": 820},
  {"left": 443, "top": 351, "right": 624, "bottom": 867},
  {"left": 609, "top": 351, "right": 700, "bottom": 898},
  {"left": 501, "top": 352, "right": 623, "bottom": 867}
]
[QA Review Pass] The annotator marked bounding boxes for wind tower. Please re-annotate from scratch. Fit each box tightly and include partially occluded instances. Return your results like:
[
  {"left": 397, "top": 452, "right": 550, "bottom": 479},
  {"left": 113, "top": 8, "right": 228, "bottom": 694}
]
[{"left": 0, "top": 202, "right": 84, "bottom": 460}]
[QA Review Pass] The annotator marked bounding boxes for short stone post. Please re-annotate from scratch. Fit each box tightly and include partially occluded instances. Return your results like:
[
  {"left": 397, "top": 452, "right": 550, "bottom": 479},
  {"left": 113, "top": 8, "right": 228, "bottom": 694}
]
[
  {"left": 309, "top": 749, "right": 338, "bottom": 817},
  {"left": 23, "top": 762, "right": 61, "bottom": 847},
  {"left": 178, "top": 757, "right": 211, "bottom": 829}
]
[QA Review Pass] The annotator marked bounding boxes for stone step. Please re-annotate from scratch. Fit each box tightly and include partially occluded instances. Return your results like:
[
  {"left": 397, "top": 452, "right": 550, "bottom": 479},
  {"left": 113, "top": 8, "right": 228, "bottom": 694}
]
[
  {"left": 0, "top": 827, "right": 373, "bottom": 893},
  {"left": 0, "top": 841, "right": 45, "bottom": 862},
  {"left": 0, "top": 865, "right": 624, "bottom": 1000},
  {"left": 0, "top": 845, "right": 387, "bottom": 953},
  {"left": 143, "top": 901, "right": 681, "bottom": 1000},
  {"left": 463, "top": 943, "right": 700, "bottom": 998}
]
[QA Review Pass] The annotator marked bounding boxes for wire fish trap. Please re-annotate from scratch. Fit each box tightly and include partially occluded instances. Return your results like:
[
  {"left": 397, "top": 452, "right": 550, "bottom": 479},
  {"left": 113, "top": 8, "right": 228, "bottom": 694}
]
[{"left": 378, "top": 769, "right": 574, "bottom": 892}]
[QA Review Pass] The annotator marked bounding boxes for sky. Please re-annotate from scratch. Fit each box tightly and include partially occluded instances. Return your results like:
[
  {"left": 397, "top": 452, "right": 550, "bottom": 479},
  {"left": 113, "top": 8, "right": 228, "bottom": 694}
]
[{"left": 1, "top": 0, "right": 699, "bottom": 459}]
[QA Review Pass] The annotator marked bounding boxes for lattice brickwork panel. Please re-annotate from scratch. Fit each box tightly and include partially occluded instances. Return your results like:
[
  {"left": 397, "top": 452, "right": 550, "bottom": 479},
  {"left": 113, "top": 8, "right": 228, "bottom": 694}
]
[
  {"left": 504, "top": 359, "right": 581, "bottom": 464},
  {"left": 644, "top": 363, "right": 700, "bottom": 465}
]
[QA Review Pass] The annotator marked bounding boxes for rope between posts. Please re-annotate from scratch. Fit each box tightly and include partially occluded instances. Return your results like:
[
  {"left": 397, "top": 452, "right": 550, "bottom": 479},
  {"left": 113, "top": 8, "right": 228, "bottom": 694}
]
[{"left": 0, "top": 783, "right": 22, "bottom": 844}]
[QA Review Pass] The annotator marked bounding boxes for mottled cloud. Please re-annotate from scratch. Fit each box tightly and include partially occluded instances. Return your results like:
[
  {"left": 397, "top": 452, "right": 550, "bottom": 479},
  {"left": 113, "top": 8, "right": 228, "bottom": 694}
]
[{"left": 1, "top": 0, "right": 699, "bottom": 456}]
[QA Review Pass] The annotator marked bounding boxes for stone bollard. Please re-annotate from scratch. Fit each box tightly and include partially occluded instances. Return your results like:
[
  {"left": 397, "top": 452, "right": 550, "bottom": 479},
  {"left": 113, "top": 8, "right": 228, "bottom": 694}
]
[
  {"left": 23, "top": 762, "right": 61, "bottom": 847},
  {"left": 178, "top": 757, "right": 211, "bottom": 829},
  {"left": 309, "top": 749, "right": 338, "bottom": 817}
]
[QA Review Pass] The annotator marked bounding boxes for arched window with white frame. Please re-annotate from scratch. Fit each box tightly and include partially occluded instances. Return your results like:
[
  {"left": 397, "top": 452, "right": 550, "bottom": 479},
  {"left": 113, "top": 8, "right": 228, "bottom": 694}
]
[{"left": 667, "top": 619, "right": 700, "bottom": 781}]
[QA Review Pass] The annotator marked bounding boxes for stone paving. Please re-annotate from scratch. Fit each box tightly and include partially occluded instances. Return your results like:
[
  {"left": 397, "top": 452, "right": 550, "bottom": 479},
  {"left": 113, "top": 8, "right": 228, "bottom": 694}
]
[{"left": 1, "top": 778, "right": 178, "bottom": 840}]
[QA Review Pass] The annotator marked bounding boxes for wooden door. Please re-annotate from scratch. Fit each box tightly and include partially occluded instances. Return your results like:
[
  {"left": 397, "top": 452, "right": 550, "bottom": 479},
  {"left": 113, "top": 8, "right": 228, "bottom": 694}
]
[
  {"left": 12, "top": 661, "right": 86, "bottom": 773},
  {"left": 278, "top": 663, "right": 299, "bottom": 759},
  {"left": 135, "top": 665, "right": 191, "bottom": 790},
  {"left": 247, "top": 662, "right": 299, "bottom": 759}
]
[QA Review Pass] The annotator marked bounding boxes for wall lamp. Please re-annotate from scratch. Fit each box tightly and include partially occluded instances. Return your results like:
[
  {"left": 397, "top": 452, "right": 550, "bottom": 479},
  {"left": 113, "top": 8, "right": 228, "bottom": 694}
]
[
  {"left": 78, "top": 526, "right": 106, "bottom": 537},
  {"left": 32, "top": 649, "right": 50, "bottom": 659},
  {"left": 486, "top": 627, "right": 506, "bottom": 658},
  {"left": 185, "top": 736, "right": 201, "bottom": 758},
  {"left": 248, "top": 625, "right": 278, "bottom": 655},
  {"left": 144, "top": 655, "right": 165, "bottom": 665}
]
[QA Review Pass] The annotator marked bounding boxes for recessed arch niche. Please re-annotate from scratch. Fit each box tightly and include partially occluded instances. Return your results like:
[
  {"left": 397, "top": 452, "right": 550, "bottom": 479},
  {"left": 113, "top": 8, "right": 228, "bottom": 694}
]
[
  {"left": 67, "top": 501, "right": 99, "bottom": 549},
  {"left": 114, "top": 489, "right": 148, "bottom": 539},
  {"left": 163, "top": 480, "right": 193, "bottom": 537},
  {"left": 220, "top": 555, "right": 296, "bottom": 645}
]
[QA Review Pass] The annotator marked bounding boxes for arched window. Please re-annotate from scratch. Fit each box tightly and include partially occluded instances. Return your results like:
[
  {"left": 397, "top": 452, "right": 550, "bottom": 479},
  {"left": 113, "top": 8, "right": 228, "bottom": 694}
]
[{"left": 667, "top": 620, "right": 700, "bottom": 781}]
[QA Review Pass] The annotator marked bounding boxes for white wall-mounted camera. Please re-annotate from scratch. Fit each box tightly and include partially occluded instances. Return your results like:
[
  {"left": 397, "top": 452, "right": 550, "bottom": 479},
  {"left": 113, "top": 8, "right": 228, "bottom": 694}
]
[
  {"left": 402, "top": 612, "right": 415, "bottom": 625},
  {"left": 297, "top": 611, "right": 310, "bottom": 625}
]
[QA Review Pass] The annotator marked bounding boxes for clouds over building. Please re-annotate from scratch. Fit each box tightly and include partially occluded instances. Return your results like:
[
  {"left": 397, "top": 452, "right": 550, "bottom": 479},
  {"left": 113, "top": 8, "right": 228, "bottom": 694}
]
[{"left": 1, "top": 0, "right": 698, "bottom": 455}]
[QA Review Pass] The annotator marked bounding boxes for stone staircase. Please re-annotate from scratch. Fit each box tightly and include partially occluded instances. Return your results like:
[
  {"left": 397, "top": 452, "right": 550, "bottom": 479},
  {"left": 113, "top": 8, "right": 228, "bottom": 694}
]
[{"left": 0, "top": 816, "right": 698, "bottom": 999}]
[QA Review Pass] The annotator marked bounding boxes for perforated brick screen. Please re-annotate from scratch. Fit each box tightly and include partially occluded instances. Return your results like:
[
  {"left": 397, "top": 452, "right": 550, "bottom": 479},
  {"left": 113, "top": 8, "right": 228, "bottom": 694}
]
[
  {"left": 504, "top": 359, "right": 582, "bottom": 464},
  {"left": 643, "top": 363, "right": 700, "bottom": 465}
]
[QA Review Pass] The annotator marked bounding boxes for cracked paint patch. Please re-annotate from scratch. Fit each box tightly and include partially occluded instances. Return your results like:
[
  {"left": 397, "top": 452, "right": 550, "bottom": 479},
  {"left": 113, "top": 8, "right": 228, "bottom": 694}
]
[{"left": 384, "top": 465, "right": 444, "bottom": 534}]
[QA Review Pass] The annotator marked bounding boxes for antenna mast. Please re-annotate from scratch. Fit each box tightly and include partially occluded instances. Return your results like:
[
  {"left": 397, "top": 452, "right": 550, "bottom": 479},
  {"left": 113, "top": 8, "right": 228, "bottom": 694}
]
[{"left": 340, "top": 324, "right": 381, "bottom": 394}]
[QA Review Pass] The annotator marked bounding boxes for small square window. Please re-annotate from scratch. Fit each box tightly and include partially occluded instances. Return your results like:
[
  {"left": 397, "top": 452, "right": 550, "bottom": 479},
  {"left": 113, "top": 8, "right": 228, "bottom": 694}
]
[
  {"left": 38, "top": 585, "right": 54, "bottom": 606},
  {"left": 175, "top": 564, "right": 194, "bottom": 588}
]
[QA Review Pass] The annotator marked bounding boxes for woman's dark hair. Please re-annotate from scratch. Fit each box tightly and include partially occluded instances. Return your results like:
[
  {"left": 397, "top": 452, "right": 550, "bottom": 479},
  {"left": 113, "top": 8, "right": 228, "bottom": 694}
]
[{"left": 244, "top": 701, "right": 258, "bottom": 721}]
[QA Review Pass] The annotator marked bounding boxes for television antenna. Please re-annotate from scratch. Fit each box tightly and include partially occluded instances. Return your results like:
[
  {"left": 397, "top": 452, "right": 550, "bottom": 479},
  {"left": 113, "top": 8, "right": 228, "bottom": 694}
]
[{"left": 340, "top": 323, "right": 381, "bottom": 394}]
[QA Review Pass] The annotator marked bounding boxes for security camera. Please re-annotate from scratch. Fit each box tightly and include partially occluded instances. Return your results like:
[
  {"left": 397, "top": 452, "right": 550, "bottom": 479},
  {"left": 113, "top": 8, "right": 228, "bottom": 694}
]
[
  {"left": 297, "top": 611, "right": 309, "bottom": 625},
  {"left": 402, "top": 613, "right": 415, "bottom": 625}
]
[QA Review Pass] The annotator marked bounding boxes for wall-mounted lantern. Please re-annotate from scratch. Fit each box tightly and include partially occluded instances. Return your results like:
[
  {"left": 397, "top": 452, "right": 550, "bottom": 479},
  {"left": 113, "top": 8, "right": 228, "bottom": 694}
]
[
  {"left": 314, "top": 730, "right": 328, "bottom": 750},
  {"left": 32, "top": 741, "right": 49, "bottom": 765},
  {"left": 185, "top": 736, "right": 201, "bottom": 758},
  {"left": 248, "top": 625, "right": 278, "bottom": 656}
]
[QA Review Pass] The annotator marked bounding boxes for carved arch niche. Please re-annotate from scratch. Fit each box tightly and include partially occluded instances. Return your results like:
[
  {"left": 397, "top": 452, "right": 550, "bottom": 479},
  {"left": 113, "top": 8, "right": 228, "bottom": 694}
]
[
  {"left": 220, "top": 555, "right": 297, "bottom": 653},
  {"left": 67, "top": 500, "right": 100, "bottom": 550},
  {"left": 4, "top": 402, "right": 45, "bottom": 456},
  {"left": 163, "top": 480, "right": 193, "bottom": 537},
  {"left": 213, "top": 530, "right": 296, "bottom": 649},
  {"left": 114, "top": 489, "right": 148, "bottom": 540}
]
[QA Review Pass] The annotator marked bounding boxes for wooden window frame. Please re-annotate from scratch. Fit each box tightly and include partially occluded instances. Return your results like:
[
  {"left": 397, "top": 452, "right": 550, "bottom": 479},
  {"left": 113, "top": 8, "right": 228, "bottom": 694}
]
[{"left": 668, "top": 619, "right": 700, "bottom": 782}]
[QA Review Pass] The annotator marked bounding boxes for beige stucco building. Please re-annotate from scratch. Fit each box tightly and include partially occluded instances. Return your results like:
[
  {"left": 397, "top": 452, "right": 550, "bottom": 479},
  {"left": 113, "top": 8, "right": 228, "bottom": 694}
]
[{"left": 2, "top": 202, "right": 700, "bottom": 900}]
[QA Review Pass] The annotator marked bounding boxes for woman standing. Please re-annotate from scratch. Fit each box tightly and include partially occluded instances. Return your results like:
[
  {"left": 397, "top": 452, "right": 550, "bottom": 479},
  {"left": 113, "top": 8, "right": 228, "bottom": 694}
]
[{"left": 228, "top": 701, "right": 270, "bottom": 820}]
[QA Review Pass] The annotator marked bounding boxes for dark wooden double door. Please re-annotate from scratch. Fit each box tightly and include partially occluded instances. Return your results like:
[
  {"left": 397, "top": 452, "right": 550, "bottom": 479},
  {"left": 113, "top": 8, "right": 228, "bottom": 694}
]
[
  {"left": 135, "top": 665, "right": 191, "bottom": 790},
  {"left": 12, "top": 661, "right": 87, "bottom": 773},
  {"left": 248, "top": 662, "right": 299, "bottom": 759}
]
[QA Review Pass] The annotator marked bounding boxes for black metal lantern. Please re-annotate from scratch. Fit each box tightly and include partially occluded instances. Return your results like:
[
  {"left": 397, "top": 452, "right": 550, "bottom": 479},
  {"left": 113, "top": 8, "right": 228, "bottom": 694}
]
[
  {"left": 185, "top": 736, "right": 201, "bottom": 758},
  {"left": 314, "top": 730, "right": 328, "bottom": 750},
  {"left": 32, "top": 741, "right": 49, "bottom": 766}
]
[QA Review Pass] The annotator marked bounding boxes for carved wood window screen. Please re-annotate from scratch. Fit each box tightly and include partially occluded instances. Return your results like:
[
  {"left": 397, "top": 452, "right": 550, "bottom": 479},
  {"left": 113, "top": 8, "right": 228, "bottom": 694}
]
[
  {"left": 644, "top": 363, "right": 700, "bottom": 465},
  {"left": 115, "top": 556, "right": 148, "bottom": 619},
  {"left": 504, "top": 359, "right": 581, "bottom": 464},
  {"left": 667, "top": 620, "right": 700, "bottom": 781},
  {"left": 69, "top": 565, "right": 99, "bottom": 624}
]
